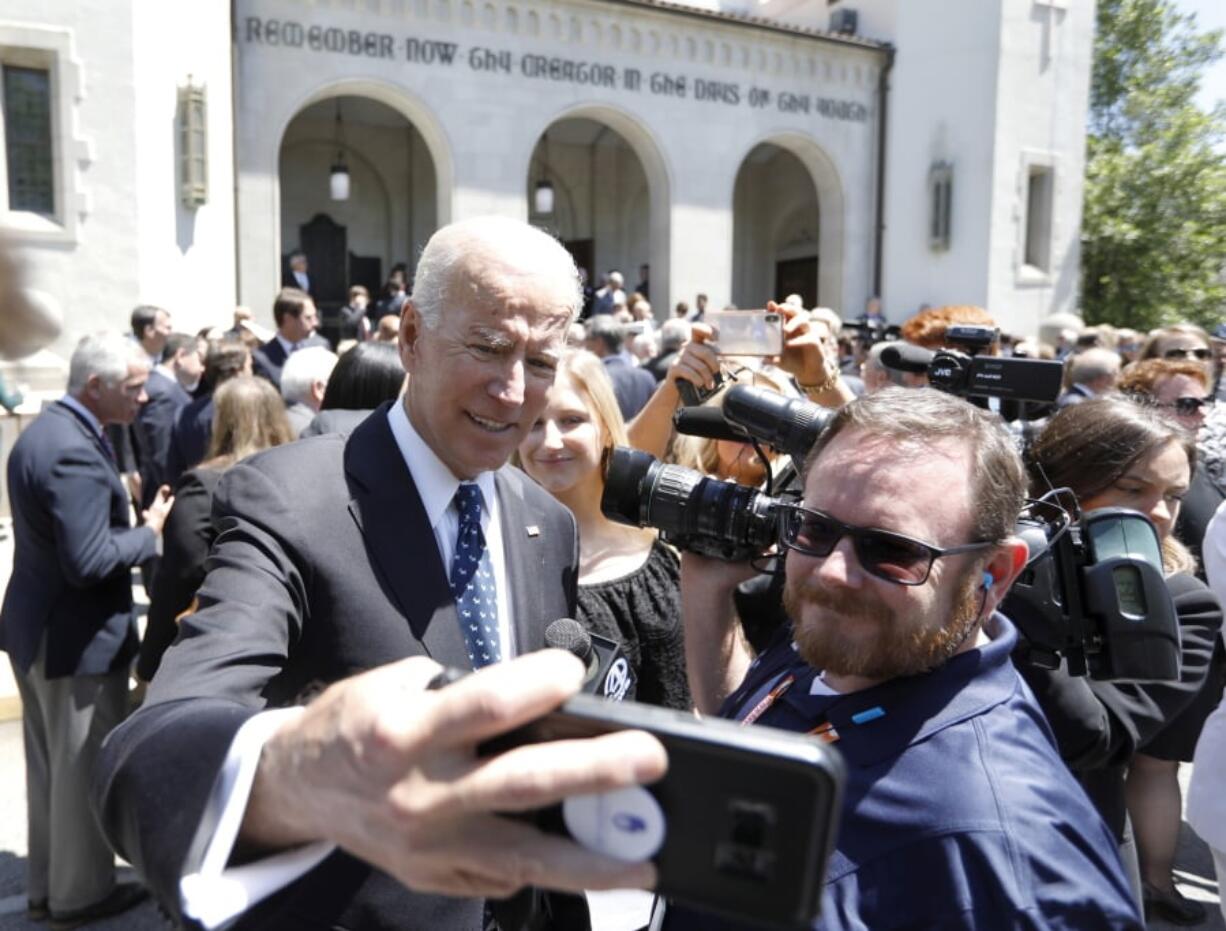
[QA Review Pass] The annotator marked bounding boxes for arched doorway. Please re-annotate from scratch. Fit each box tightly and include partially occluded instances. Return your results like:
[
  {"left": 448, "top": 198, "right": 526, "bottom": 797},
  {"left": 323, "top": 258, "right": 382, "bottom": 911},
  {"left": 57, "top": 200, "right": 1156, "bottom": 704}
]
[
  {"left": 278, "top": 94, "right": 437, "bottom": 342},
  {"left": 731, "top": 136, "right": 844, "bottom": 312},
  {"left": 526, "top": 111, "right": 668, "bottom": 314}
]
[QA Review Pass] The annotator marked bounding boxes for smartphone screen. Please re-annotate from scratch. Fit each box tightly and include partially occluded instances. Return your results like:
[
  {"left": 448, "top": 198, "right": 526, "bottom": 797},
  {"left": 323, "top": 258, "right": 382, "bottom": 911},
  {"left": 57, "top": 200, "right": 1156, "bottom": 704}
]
[{"left": 707, "top": 310, "right": 784, "bottom": 356}]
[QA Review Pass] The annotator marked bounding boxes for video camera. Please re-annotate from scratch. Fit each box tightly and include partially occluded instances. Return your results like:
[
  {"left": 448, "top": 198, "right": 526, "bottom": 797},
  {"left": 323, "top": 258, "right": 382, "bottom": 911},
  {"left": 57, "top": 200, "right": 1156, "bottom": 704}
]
[
  {"left": 1004, "top": 492, "right": 1180, "bottom": 681},
  {"left": 607, "top": 383, "right": 1179, "bottom": 682},
  {"left": 601, "top": 385, "right": 831, "bottom": 561},
  {"left": 881, "top": 325, "right": 1064, "bottom": 405},
  {"left": 844, "top": 317, "right": 901, "bottom": 346}
]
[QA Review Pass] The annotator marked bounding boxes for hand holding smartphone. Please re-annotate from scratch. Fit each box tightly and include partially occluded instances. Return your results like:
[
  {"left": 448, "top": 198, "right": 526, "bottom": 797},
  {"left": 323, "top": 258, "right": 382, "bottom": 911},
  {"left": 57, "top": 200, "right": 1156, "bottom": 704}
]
[{"left": 479, "top": 693, "right": 845, "bottom": 929}]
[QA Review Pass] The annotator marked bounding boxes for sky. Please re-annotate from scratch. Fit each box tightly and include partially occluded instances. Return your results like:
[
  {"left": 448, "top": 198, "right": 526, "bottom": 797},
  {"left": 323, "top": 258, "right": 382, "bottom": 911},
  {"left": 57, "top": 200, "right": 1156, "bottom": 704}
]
[{"left": 1171, "top": 0, "right": 1226, "bottom": 117}]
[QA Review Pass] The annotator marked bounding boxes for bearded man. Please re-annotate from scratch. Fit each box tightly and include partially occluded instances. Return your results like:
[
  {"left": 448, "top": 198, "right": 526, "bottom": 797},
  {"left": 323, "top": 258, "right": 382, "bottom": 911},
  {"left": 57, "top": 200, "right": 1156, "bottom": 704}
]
[{"left": 665, "top": 387, "right": 1143, "bottom": 930}]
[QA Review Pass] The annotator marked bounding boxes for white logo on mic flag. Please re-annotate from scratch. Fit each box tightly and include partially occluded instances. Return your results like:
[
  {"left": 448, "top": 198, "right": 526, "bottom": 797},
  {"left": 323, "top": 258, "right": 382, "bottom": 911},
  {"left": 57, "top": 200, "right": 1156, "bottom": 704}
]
[{"left": 603, "top": 658, "right": 632, "bottom": 701}]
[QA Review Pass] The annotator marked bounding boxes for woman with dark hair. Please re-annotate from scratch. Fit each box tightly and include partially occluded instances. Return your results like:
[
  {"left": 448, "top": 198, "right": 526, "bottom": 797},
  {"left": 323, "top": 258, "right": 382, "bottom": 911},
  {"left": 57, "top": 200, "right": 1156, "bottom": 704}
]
[
  {"left": 302, "top": 341, "right": 405, "bottom": 437},
  {"left": 1022, "top": 397, "right": 1223, "bottom": 923},
  {"left": 137, "top": 377, "right": 295, "bottom": 681}
]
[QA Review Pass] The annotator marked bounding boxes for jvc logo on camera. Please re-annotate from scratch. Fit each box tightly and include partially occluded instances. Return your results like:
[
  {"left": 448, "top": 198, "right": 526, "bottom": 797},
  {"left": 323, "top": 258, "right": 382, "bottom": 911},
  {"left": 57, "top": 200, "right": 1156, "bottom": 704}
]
[{"left": 603, "top": 658, "right": 632, "bottom": 701}]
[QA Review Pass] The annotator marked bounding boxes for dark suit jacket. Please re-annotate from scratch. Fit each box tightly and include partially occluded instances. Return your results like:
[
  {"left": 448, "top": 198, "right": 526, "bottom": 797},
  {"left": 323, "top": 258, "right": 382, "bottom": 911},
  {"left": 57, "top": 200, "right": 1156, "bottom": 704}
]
[
  {"left": 1056, "top": 384, "right": 1093, "bottom": 408},
  {"left": 137, "top": 467, "right": 224, "bottom": 682},
  {"left": 252, "top": 334, "right": 331, "bottom": 389},
  {"left": 134, "top": 369, "right": 192, "bottom": 510},
  {"left": 300, "top": 408, "right": 374, "bottom": 438},
  {"left": 95, "top": 403, "right": 580, "bottom": 930},
  {"left": 0, "top": 401, "right": 158, "bottom": 677},
  {"left": 282, "top": 269, "right": 315, "bottom": 299},
  {"left": 167, "top": 392, "right": 215, "bottom": 486},
  {"left": 603, "top": 354, "right": 657, "bottom": 421}
]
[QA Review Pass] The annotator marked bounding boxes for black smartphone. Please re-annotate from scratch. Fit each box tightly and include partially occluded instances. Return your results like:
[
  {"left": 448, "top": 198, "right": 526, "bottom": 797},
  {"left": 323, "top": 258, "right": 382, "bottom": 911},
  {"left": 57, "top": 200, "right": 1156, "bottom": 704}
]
[{"left": 479, "top": 694, "right": 845, "bottom": 929}]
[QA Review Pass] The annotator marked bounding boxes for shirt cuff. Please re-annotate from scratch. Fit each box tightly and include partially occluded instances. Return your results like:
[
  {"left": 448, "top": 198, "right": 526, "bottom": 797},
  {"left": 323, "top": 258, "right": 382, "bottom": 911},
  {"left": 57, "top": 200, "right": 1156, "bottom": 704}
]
[{"left": 179, "top": 707, "right": 335, "bottom": 929}]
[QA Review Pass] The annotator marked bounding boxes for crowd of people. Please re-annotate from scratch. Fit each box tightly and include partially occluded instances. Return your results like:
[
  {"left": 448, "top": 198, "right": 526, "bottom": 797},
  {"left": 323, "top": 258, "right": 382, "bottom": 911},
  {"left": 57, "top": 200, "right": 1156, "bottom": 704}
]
[{"left": 0, "top": 217, "right": 1224, "bottom": 930}]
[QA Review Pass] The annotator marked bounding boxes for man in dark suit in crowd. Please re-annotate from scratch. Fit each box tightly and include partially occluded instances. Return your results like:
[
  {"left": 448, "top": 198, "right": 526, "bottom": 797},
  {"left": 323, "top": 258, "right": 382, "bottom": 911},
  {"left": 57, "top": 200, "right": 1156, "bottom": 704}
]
[
  {"left": 634, "top": 263, "right": 650, "bottom": 300},
  {"left": 1057, "top": 347, "right": 1121, "bottom": 408},
  {"left": 134, "top": 333, "right": 202, "bottom": 511},
  {"left": 94, "top": 217, "right": 667, "bottom": 931},
  {"left": 282, "top": 250, "right": 314, "bottom": 298},
  {"left": 252, "top": 288, "right": 328, "bottom": 390},
  {"left": 585, "top": 314, "right": 657, "bottom": 420},
  {"left": 166, "top": 339, "right": 251, "bottom": 485},
  {"left": 106, "top": 305, "right": 174, "bottom": 494},
  {"left": 1, "top": 331, "right": 174, "bottom": 927},
  {"left": 131, "top": 304, "right": 173, "bottom": 368},
  {"left": 372, "top": 273, "right": 408, "bottom": 323}
]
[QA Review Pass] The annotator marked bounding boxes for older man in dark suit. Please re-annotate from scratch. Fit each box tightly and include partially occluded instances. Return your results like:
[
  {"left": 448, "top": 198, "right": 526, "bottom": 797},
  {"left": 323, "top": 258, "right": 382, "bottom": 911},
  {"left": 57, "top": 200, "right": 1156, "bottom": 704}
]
[
  {"left": 251, "top": 288, "right": 330, "bottom": 389},
  {"left": 1, "top": 331, "right": 174, "bottom": 927},
  {"left": 94, "top": 218, "right": 667, "bottom": 931}
]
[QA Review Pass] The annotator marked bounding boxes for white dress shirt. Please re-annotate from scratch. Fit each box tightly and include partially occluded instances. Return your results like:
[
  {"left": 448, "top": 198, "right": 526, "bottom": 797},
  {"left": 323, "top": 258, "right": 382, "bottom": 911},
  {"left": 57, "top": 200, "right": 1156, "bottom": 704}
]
[
  {"left": 1187, "top": 499, "right": 1226, "bottom": 853},
  {"left": 179, "top": 401, "right": 516, "bottom": 927}
]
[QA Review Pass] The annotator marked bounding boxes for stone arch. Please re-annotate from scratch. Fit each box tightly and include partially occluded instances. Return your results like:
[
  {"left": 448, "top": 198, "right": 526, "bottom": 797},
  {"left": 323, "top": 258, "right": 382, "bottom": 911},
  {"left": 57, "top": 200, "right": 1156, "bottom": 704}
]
[
  {"left": 730, "top": 132, "right": 845, "bottom": 311},
  {"left": 276, "top": 78, "right": 453, "bottom": 231},
  {"left": 522, "top": 103, "right": 672, "bottom": 315}
]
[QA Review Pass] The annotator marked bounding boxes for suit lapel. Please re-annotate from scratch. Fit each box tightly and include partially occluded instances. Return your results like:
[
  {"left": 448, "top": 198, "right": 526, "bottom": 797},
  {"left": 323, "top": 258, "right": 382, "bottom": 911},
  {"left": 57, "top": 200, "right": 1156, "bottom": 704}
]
[
  {"left": 343, "top": 404, "right": 469, "bottom": 668},
  {"left": 496, "top": 468, "right": 549, "bottom": 655}
]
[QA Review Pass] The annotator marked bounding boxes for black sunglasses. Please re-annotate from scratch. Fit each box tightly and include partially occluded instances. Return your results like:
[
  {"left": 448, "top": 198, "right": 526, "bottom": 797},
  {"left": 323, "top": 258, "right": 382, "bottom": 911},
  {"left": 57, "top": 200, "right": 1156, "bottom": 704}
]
[
  {"left": 1163, "top": 347, "right": 1212, "bottom": 361},
  {"left": 777, "top": 505, "right": 996, "bottom": 586},
  {"left": 1166, "top": 396, "right": 1213, "bottom": 416}
]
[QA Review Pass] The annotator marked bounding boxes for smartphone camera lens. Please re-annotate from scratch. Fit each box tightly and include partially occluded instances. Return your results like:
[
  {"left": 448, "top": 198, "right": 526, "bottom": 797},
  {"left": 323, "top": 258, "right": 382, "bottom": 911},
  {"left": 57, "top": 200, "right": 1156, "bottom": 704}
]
[{"left": 715, "top": 800, "right": 776, "bottom": 881}]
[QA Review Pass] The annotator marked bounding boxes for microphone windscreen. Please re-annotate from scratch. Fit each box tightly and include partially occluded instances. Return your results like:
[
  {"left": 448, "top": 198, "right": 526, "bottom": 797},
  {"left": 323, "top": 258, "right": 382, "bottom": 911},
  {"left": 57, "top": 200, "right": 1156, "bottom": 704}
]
[
  {"left": 673, "top": 406, "right": 747, "bottom": 443},
  {"left": 545, "top": 618, "right": 594, "bottom": 663},
  {"left": 880, "top": 343, "right": 934, "bottom": 374}
]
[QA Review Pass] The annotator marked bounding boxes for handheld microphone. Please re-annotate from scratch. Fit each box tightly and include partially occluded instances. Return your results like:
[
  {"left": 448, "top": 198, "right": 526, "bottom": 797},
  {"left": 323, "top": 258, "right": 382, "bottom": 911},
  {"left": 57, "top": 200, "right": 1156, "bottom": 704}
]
[
  {"left": 880, "top": 343, "right": 934, "bottom": 374},
  {"left": 672, "top": 405, "right": 749, "bottom": 444},
  {"left": 545, "top": 618, "right": 636, "bottom": 702},
  {"left": 721, "top": 384, "right": 833, "bottom": 463}
]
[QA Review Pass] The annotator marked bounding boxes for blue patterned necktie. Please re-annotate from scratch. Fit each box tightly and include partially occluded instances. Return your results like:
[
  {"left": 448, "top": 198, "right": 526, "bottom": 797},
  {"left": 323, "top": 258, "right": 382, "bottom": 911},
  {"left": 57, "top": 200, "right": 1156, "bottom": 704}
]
[{"left": 449, "top": 483, "right": 502, "bottom": 669}]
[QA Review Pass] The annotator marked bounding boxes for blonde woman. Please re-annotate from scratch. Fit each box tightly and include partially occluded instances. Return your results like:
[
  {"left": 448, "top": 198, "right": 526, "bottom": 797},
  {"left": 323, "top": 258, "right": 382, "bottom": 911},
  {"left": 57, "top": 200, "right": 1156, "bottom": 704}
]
[{"left": 517, "top": 350, "right": 691, "bottom": 709}]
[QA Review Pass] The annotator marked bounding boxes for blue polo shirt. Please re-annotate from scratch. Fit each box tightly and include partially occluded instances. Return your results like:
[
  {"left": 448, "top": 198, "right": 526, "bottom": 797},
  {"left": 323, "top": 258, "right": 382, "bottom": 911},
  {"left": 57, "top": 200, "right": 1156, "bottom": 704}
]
[{"left": 664, "top": 615, "right": 1142, "bottom": 930}]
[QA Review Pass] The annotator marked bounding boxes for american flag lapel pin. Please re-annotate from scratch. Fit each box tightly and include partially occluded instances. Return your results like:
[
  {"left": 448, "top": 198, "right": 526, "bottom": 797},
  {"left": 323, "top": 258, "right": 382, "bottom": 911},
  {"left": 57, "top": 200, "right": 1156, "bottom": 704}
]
[{"left": 526, "top": 525, "right": 541, "bottom": 537}]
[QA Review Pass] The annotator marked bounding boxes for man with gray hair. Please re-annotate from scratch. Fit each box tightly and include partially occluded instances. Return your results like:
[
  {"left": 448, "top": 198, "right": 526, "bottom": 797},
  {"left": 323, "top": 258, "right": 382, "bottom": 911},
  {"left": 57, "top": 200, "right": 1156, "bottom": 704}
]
[
  {"left": 861, "top": 341, "right": 909, "bottom": 393},
  {"left": 644, "top": 317, "right": 690, "bottom": 382},
  {"left": 1, "top": 331, "right": 174, "bottom": 926},
  {"left": 280, "top": 344, "right": 338, "bottom": 436},
  {"left": 1058, "top": 346, "right": 1122, "bottom": 408},
  {"left": 95, "top": 218, "right": 666, "bottom": 930}
]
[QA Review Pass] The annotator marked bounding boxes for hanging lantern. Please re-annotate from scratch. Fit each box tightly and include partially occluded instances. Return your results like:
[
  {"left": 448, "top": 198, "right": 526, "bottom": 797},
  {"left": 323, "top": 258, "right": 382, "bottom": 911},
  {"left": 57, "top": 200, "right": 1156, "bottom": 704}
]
[{"left": 330, "top": 99, "right": 350, "bottom": 201}]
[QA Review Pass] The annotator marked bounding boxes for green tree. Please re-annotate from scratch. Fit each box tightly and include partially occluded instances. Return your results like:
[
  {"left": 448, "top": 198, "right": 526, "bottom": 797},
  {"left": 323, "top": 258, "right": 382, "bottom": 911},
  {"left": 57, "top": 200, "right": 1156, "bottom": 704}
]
[{"left": 1081, "top": 0, "right": 1226, "bottom": 331}]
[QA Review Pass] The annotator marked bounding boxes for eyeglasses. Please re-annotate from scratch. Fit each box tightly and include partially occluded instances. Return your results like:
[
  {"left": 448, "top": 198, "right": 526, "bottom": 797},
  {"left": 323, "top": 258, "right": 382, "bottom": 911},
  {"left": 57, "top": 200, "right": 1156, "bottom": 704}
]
[
  {"left": 1162, "top": 347, "right": 1212, "bottom": 361},
  {"left": 777, "top": 505, "right": 996, "bottom": 586},
  {"left": 1164, "top": 396, "right": 1213, "bottom": 416}
]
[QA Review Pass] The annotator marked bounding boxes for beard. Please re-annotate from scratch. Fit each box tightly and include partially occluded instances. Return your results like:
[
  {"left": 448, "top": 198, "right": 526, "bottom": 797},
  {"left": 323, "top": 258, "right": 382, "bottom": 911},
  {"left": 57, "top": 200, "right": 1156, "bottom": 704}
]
[{"left": 783, "top": 566, "right": 983, "bottom": 680}]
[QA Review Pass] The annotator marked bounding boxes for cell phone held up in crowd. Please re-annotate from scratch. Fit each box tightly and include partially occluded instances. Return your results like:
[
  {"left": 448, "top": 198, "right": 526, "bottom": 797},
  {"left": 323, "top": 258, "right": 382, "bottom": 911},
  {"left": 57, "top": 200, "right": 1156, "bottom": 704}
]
[
  {"left": 479, "top": 693, "right": 846, "bottom": 929},
  {"left": 707, "top": 310, "right": 785, "bottom": 357}
]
